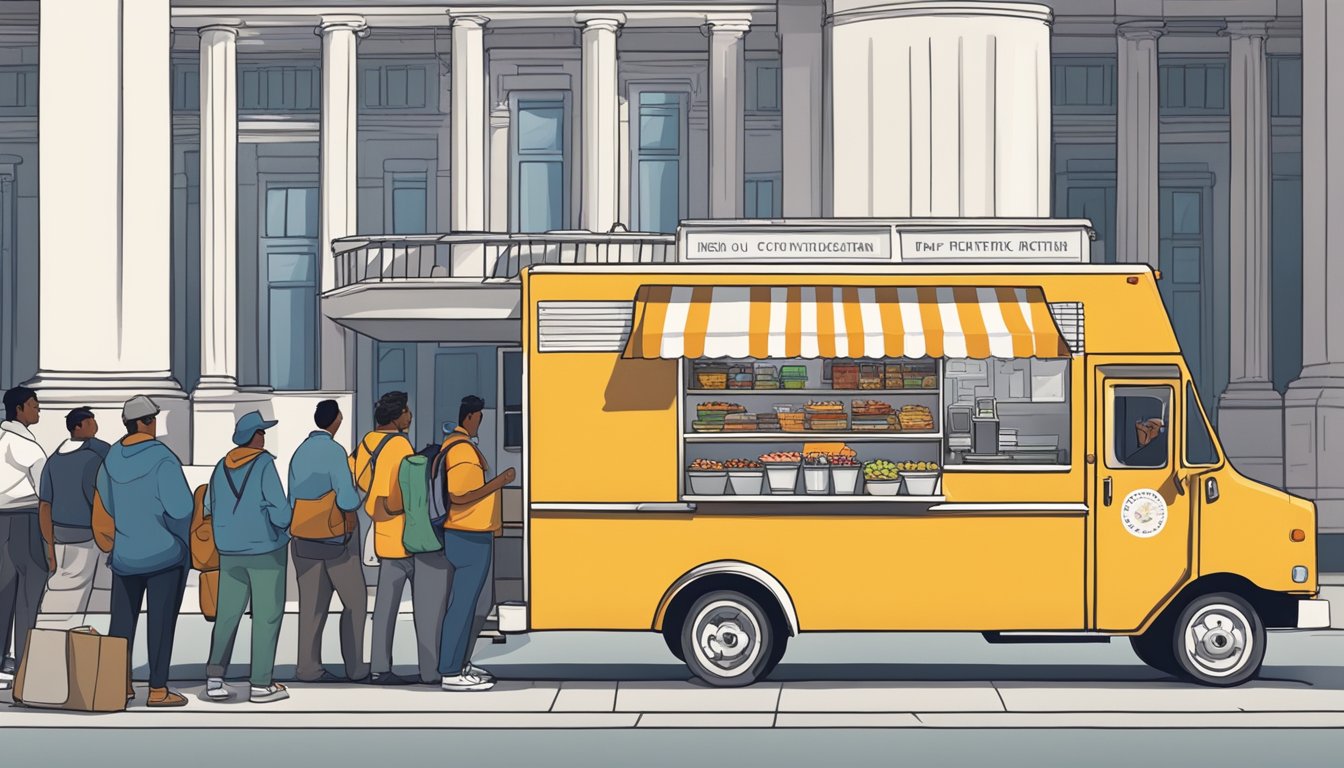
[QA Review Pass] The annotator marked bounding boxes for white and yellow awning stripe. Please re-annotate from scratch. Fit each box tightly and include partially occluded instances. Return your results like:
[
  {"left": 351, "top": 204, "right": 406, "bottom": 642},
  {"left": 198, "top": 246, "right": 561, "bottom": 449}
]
[{"left": 623, "top": 285, "right": 1070, "bottom": 359}]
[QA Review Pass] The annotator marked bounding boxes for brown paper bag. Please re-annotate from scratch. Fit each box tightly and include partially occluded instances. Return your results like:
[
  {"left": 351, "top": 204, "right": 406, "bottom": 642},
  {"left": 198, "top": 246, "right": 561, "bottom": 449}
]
[{"left": 13, "top": 627, "right": 129, "bottom": 713}]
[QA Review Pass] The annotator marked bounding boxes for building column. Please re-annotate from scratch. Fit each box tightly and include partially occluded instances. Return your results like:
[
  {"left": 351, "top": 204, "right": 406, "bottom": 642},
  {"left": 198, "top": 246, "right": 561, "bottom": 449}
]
[
  {"left": 1287, "top": 0, "right": 1344, "bottom": 531},
  {"left": 578, "top": 14, "right": 624, "bottom": 232},
  {"left": 826, "top": 1, "right": 1053, "bottom": 217},
  {"left": 706, "top": 15, "right": 750, "bottom": 219},
  {"left": 1116, "top": 21, "right": 1164, "bottom": 266},
  {"left": 1218, "top": 20, "right": 1283, "bottom": 487},
  {"left": 318, "top": 15, "right": 365, "bottom": 391},
  {"left": 489, "top": 102, "right": 511, "bottom": 232},
  {"left": 196, "top": 25, "right": 239, "bottom": 393},
  {"left": 31, "top": 0, "right": 188, "bottom": 455},
  {"left": 778, "top": 0, "right": 824, "bottom": 217},
  {"left": 452, "top": 15, "right": 488, "bottom": 233}
]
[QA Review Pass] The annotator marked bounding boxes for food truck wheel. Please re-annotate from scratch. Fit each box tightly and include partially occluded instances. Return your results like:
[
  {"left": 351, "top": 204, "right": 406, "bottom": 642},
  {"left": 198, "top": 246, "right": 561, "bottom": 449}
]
[
  {"left": 1171, "top": 592, "right": 1266, "bottom": 687},
  {"left": 680, "top": 590, "right": 782, "bottom": 687}
]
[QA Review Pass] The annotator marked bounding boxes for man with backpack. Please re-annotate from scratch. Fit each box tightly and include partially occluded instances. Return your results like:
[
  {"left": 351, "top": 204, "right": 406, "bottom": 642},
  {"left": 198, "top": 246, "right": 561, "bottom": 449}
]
[
  {"left": 353, "top": 391, "right": 419, "bottom": 686},
  {"left": 288, "top": 400, "right": 368, "bottom": 683},
  {"left": 438, "top": 395, "right": 514, "bottom": 692},
  {"left": 202, "top": 411, "right": 292, "bottom": 704}
]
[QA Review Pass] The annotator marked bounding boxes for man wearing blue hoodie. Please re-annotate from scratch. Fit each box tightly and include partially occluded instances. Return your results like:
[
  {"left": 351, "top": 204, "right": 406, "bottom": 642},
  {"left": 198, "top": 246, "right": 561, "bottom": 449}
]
[
  {"left": 92, "top": 395, "right": 194, "bottom": 708},
  {"left": 202, "top": 411, "right": 292, "bottom": 704}
]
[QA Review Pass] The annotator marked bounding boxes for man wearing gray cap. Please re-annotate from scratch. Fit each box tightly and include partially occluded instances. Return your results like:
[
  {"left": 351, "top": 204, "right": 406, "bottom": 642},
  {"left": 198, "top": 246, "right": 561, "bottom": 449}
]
[{"left": 92, "top": 395, "right": 194, "bottom": 708}]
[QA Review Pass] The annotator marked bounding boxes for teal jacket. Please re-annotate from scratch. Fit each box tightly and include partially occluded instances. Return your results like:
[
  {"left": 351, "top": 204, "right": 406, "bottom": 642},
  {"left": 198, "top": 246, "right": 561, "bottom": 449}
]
[
  {"left": 94, "top": 435, "right": 194, "bottom": 576},
  {"left": 206, "top": 447, "right": 292, "bottom": 556}
]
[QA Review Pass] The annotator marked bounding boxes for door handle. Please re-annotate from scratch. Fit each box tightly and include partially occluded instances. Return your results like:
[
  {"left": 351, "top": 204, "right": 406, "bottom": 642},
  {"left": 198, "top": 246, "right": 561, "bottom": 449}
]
[
  {"left": 1103, "top": 476, "right": 1113, "bottom": 507},
  {"left": 1174, "top": 473, "right": 1187, "bottom": 496}
]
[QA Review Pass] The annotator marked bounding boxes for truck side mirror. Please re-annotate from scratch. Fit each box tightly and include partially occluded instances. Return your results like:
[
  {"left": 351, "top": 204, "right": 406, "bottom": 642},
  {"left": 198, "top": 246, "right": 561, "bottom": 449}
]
[{"left": 1206, "top": 477, "right": 1220, "bottom": 504}]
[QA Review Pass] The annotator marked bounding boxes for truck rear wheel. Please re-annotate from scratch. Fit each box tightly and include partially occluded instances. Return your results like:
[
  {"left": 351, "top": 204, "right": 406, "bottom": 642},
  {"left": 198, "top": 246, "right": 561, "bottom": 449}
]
[
  {"left": 679, "top": 590, "right": 784, "bottom": 687},
  {"left": 1171, "top": 592, "right": 1265, "bottom": 687}
]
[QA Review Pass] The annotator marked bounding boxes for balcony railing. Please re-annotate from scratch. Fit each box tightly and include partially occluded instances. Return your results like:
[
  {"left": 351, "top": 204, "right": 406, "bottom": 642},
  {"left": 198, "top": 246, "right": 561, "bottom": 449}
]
[{"left": 331, "top": 231, "right": 678, "bottom": 290}]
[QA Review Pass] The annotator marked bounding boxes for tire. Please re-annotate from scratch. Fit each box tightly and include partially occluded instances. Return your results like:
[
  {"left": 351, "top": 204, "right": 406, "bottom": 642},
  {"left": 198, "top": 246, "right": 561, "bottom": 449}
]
[
  {"left": 678, "top": 590, "right": 783, "bottom": 687},
  {"left": 1170, "top": 592, "right": 1266, "bottom": 687}
]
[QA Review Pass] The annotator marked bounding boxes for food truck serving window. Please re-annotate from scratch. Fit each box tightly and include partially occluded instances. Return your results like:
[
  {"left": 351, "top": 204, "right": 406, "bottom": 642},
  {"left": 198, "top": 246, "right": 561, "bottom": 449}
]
[
  {"left": 1109, "top": 386, "right": 1172, "bottom": 470},
  {"left": 942, "top": 358, "right": 1071, "bottom": 468}
]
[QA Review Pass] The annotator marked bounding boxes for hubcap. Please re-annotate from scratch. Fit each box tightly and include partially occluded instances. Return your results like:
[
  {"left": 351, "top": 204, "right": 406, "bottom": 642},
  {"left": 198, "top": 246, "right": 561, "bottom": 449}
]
[
  {"left": 1182, "top": 603, "right": 1253, "bottom": 678},
  {"left": 691, "top": 599, "right": 763, "bottom": 678}
]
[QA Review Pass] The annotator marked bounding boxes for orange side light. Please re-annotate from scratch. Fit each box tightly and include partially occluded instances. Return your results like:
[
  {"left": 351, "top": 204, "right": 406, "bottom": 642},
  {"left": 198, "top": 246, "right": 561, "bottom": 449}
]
[
  {"left": 1154, "top": 269, "right": 1163, "bottom": 280},
  {"left": 1291, "top": 529, "right": 1307, "bottom": 542}
]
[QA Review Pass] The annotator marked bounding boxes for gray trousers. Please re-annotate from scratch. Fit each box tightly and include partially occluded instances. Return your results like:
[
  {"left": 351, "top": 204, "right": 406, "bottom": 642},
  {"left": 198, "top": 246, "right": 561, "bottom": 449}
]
[
  {"left": 0, "top": 511, "right": 46, "bottom": 667},
  {"left": 370, "top": 547, "right": 494, "bottom": 682},
  {"left": 370, "top": 552, "right": 451, "bottom": 681},
  {"left": 292, "top": 538, "right": 370, "bottom": 682}
]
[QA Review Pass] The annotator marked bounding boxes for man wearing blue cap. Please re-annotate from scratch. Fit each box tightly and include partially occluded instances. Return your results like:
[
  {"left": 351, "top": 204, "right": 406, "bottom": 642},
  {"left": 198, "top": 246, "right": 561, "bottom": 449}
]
[{"left": 202, "top": 411, "right": 293, "bottom": 704}]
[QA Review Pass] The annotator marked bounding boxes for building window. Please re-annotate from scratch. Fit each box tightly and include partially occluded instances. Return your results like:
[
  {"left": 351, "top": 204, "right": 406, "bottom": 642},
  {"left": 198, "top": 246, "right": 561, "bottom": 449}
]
[
  {"left": 361, "top": 63, "right": 433, "bottom": 111},
  {"left": 0, "top": 66, "right": 37, "bottom": 116},
  {"left": 390, "top": 171, "right": 429, "bottom": 234},
  {"left": 746, "top": 59, "right": 781, "bottom": 113},
  {"left": 1159, "top": 57, "right": 1229, "bottom": 115},
  {"left": 512, "top": 96, "right": 569, "bottom": 233},
  {"left": 501, "top": 348, "right": 522, "bottom": 451},
  {"left": 1269, "top": 55, "right": 1303, "bottom": 118},
  {"left": 745, "top": 173, "right": 781, "bottom": 218},
  {"left": 240, "top": 64, "right": 320, "bottom": 113},
  {"left": 262, "top": 186, "right": 318, "bottom": 390},
  {"left": 1051, "top": 56, "right": 1116, "bottom": 114},
  {"left": 634, "top": 91, "right": 686, "bottom": 233},
  {"left": 172, "top": 63, "right": 200, "bottom": 112}
]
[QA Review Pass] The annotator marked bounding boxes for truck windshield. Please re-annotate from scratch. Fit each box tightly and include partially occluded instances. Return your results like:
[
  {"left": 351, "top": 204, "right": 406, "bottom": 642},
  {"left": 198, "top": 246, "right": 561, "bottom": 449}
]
[{"left": 1185, "top": 382, "right": 1219, "bottom": 466}]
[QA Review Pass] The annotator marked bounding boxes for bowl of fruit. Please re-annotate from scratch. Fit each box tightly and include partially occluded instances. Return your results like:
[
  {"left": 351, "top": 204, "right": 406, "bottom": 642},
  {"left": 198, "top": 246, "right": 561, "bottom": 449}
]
[
  {"left": 828, "top": 454, "right": 862, "bottom": 495},
  {"left": 759, "top": 451, "right": 802, "bottom": 494},
  {"left": 687, "top": 459, "right": 728, "bottom": 495},
  {"left": 863, "top": 459, "right": 901, "bottom": 496},
  {"left": 725, "top": 458, "right": 765, "bottom": 495},
  {"left": 898, "top": 462, "right": 941, "bottom": 496}
]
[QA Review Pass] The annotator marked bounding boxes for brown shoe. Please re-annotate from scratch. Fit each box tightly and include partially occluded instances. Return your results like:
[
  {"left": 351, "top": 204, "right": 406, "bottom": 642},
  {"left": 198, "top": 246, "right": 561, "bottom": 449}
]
[{"left": 146, "top": 688, "right": 188, "bottom": 708}]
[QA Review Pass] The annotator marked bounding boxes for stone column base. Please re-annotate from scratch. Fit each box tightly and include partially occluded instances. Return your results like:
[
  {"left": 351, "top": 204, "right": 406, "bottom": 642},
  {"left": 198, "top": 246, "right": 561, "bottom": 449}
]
[
  {"left": 22, "top": 371, "right": 190, "bottom": 458},
  {"left": 1217, "top": 383, "right": 1284, "bottom": 488},
  {"left": 1285, "top": 369, "right": 1344, "bottom": 532}
]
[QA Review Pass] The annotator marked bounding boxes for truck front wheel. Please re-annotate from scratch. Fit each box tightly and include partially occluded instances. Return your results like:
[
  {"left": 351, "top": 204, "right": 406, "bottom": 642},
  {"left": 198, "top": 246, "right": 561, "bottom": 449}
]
[
  {"left": 1171, "top": 592, "right": 1266, "bottom": 687},
  {"left": 679, "top": 590, "right": 784, "bottom": 687}
]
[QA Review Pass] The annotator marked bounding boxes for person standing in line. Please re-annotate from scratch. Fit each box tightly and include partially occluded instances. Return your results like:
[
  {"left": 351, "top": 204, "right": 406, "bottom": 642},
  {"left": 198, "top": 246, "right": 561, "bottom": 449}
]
[
  {"left": 203, "top": 411, "right": 292, "bottom": 704},
  {"left": 0, "top": 386, "right": 47, "bottom": 691},
  {"left": 288, "top": 399, "right": 369, "bottom": 684},
  {"left": 36, "top": 407, "right": 112, "bottom": 629},
  {"left": 353, "top": 391, "right": 417, "bottom": 686},
  {"left": 438, "top": 395, "right": 513, "bottom": 692},
  {"left": 93, "top": 396, "right": 193, "bottom": 707}
]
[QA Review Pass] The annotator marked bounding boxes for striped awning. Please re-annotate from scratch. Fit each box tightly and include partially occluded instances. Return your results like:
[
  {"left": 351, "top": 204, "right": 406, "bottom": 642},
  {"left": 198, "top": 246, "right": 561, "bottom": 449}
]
[{"left": 622, "top": 285, "right": 1071, "bottom": 359}]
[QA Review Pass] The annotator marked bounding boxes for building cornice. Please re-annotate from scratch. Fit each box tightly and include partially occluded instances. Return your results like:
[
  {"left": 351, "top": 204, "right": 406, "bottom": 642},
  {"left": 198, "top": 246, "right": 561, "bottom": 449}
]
[{"left": 171, "top": 5, "right": 775, "bottom": 30}]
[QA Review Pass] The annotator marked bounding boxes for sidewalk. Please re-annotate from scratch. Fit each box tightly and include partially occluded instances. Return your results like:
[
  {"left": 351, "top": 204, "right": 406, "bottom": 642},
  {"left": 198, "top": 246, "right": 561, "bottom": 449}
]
[{"left": 6, "top": 678, "right": 1344, "bottom": 729}]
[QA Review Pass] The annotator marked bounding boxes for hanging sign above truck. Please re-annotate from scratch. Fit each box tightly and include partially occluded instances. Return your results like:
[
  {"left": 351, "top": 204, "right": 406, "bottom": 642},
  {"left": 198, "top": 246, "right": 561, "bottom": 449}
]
[{"left": 676, "top": 220, "right": 1095, "bottom": 265}]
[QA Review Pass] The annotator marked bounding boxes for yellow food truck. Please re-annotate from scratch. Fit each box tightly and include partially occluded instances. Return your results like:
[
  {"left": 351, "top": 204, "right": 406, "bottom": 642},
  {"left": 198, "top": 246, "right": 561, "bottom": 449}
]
[{"left": 504, "top": 259, "right": 1329, "bottom": 688}]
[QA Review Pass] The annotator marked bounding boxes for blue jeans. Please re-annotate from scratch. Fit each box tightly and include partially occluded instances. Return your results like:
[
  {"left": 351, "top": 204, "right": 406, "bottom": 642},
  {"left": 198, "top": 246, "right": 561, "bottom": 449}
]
[{"left": 437, "top": 529, "right": 494, "bottom": 676}]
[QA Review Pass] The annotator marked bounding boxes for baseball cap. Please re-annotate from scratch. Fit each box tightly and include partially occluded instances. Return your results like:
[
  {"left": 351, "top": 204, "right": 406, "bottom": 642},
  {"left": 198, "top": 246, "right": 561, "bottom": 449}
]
[{"left": 121, "top": 395, "right": 160, "bottom": 422}]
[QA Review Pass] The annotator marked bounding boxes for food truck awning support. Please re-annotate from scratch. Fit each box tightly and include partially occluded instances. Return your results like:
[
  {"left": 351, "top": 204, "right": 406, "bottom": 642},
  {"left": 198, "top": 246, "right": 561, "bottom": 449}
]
[{"left": 622, "top": 285, "right": 1071, "bottom": 359}]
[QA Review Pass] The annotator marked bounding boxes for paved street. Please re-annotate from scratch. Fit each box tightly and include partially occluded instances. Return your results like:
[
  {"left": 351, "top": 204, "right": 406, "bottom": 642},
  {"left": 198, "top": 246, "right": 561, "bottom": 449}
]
[{"left": 5, "top": 590, "right": 1344, "bottom": 731}]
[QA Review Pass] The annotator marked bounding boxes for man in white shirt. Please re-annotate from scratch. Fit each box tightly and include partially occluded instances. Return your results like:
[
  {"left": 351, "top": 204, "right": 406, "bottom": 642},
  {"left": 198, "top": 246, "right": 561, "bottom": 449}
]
[{"left": 0, "top": 386, "right": 48, "bottom": 690}]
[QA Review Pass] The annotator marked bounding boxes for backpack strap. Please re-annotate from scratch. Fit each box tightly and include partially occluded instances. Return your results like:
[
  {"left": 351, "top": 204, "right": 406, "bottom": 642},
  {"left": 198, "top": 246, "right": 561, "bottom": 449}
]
[
  {"left": 433, "top": 434, "right": 490, "bottom": 520},
  {"left": 219, "top": 457, "right": 262, "bottom": 515},
  {"left": 353, "top": 432, "right": 401, "bottom": 487}
]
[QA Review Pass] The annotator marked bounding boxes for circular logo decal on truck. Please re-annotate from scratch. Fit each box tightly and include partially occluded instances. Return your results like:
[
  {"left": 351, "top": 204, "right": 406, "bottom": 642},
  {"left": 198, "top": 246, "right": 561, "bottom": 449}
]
[{"left": 1121, "top": 489, "right": 1168, "bottom": 538}]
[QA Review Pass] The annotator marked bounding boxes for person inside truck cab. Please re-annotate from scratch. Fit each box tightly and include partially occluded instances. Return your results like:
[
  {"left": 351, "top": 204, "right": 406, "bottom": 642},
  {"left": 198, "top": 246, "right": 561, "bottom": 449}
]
[{"left": 1117, "top": 393, "right": 1168, "bottom": 469}]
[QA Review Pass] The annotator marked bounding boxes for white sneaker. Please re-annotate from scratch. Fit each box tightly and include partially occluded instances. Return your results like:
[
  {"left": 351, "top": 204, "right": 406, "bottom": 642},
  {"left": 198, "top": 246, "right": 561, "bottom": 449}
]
[
  {"left": 250, "top": 683, "right": 290, "bottom": 704},
  {"left": 0, "top": 675, "right": 12, "bottom": 691},
  {"left": 441, "top": 673, "right": 494, "bottom": 692},
  {"left": 464, "top": 663, "right": 494, "bottom": 681},
  {"left": 205, "top": 678, "right": 232, "bottom": 701}
]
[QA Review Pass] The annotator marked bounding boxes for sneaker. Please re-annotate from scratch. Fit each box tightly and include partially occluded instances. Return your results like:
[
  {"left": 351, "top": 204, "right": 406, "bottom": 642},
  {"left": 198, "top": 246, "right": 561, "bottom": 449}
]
[
  {"left": 464, "top": 663, "right": 494, "bottom": 681},
  {"left": 369, "top": 672, "right": 414, "bottom": 686},
  {"left": 440, "top": 673, "right": 494, "bottom": 692},
  {"left": 205, "top": 678, "right": 232, "bottom": 701},
  {"left": 250, "top": 683, "right": 289, "bottom": 704},
  {"left": 0, "top": 657, "right": 14, "bottom": 691}
]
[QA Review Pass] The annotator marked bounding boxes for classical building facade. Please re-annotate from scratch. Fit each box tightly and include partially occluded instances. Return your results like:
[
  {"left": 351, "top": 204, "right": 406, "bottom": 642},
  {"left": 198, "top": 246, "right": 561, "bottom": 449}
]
[{"left": 0, "top": 0, "right": 1340, "bottom": 539}]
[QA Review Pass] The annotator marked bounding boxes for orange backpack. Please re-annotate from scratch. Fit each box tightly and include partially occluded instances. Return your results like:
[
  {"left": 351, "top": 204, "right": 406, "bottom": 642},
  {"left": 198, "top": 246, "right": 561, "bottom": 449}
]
[{"left": 189, "top": 484, "right": 220, "bottom": 622}]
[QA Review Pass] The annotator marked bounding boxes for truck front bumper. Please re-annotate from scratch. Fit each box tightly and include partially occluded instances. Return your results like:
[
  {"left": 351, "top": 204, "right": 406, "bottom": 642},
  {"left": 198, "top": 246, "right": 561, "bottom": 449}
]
[{"left": 1297, "top": 598, "right": 1331, "bottom": 629}]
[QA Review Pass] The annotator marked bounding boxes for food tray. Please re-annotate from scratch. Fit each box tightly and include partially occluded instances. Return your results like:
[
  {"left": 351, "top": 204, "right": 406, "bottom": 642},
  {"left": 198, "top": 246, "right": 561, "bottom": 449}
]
[{"left": 687, "top": 471, "right": 729, "bottom": 495}]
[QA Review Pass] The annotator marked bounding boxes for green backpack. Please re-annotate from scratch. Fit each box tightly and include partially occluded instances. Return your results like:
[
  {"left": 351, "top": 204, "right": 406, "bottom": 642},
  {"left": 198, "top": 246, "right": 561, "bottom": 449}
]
[{"left": 398, "top": 454, "right": 442, "bottom": 555}]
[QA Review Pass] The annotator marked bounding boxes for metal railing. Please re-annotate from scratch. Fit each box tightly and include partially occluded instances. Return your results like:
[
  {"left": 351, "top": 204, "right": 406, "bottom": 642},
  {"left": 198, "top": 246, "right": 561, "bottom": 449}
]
[{"left": 331, "top": 231, "right": 678, "bottom": 289}]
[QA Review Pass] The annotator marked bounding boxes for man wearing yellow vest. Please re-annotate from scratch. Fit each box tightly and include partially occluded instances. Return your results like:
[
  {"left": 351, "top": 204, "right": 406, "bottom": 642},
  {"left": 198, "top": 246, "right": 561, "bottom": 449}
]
[{"left": 437, "top": 395, "right": 513, "bottom": 692}]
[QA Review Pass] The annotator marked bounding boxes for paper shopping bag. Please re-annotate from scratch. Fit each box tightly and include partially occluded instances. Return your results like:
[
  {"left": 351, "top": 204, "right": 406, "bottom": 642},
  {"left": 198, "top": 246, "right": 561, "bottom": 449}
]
[{"left": 13, "top": 627, "right": 129, "bottom": 713}]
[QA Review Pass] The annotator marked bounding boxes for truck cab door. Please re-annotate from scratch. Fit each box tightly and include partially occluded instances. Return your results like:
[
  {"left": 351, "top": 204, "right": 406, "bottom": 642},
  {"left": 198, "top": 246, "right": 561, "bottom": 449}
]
[{"left": 1093, "top": 368, "right": 1195, "bottom": 632}]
